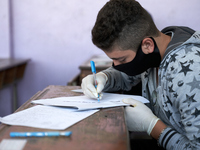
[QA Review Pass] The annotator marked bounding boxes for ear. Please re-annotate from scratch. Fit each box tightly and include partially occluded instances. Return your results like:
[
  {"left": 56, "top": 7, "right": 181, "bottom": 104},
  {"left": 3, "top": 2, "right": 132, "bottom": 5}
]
[{"left": 141, "top": 38, "right": 155, "bottom": 54}]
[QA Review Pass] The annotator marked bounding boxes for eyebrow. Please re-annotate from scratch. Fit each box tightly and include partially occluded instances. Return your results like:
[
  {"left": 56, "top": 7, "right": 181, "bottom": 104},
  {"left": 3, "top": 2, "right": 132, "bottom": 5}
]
[{"left": 111, "top": 56, "right": 125, "bottom": 60}]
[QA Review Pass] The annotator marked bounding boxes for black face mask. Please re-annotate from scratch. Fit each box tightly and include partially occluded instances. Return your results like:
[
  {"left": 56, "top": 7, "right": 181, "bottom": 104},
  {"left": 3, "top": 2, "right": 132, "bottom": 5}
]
[{"left": 112, "top": 37, "right": 161, "bottom": 76}]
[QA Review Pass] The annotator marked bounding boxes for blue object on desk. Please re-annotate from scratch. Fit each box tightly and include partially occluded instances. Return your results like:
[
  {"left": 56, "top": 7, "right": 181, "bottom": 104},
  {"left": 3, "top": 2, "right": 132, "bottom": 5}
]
[
  {"left": 10, "top": 131, "right": 72, "bottom": 137},
  {"left": 90, "top": 61, "right": 100, "bottom": 102}
]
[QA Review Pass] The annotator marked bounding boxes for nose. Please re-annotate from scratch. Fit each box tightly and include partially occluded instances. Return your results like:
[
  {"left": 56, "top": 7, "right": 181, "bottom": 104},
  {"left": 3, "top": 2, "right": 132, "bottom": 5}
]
[{"left": 113, "top": 60, "right": 121, "bottom": 66}]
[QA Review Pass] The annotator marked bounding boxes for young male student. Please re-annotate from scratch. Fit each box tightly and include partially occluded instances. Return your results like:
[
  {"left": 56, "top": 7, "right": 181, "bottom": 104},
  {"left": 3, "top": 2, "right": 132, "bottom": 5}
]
[{"left": 81, "top": 0, "right": 200, "bottom": 149}]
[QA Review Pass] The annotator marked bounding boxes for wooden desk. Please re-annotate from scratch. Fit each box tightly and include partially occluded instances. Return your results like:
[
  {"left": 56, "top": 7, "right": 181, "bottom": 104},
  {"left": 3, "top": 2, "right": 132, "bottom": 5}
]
[
  {"left": 0, "top": 58, "right": 30, "bottom": 111},
  {"left": 0, "top": 85, "right": 130, "bottom": 150}
]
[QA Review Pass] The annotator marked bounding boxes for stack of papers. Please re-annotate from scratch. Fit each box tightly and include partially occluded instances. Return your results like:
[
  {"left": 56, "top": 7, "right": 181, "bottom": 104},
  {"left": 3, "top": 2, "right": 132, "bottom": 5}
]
[{"left": 0, "top": 92, "right": 149, "bottom": 130}]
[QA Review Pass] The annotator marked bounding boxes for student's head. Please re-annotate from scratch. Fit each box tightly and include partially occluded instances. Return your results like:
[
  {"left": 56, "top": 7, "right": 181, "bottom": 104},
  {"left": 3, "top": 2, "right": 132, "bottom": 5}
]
[{"left": 92, "top": 0, "right": 160, "bottom": 52}]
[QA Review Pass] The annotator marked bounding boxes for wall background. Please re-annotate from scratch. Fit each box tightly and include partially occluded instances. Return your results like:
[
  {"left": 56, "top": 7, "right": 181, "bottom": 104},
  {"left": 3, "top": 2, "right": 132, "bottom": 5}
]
[{"left": 0, "top": 0, "right": 200, "bottom": 116}]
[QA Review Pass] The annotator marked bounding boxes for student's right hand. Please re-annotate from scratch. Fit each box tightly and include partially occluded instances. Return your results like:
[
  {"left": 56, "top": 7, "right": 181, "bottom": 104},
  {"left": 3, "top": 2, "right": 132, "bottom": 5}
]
[{"left": 81, "top": 72, "right": 108, "bottom": 99}]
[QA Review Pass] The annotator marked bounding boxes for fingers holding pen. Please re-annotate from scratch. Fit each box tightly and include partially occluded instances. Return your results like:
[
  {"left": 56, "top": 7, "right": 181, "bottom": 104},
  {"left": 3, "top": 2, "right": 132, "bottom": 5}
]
[{"left": 81, "top": 72, "right": 107, "bottom": 100}]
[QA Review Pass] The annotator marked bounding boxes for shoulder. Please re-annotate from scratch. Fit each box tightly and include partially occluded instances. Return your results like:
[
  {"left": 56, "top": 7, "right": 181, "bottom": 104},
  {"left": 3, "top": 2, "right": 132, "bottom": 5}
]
[
  {"left": 159, "top": 44, "right": 200, "bottom": 104},
  {"left": 160, "top": 43, "right": 200, "bottom": 75}
]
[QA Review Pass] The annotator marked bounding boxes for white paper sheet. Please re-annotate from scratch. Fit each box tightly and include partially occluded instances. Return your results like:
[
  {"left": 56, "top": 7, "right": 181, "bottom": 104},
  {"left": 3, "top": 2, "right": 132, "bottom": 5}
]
[
  {"left": 32, "top": 93, "right": 149, "bottom": 110},
  {"left": 0, "top": 139, "right": 27, "bottom": 150},
  {"left": 71, "top": 89, "right": 83, "bottom": 93},
  {"left": 0, "top": 105, "right": 99, "bottom": 130}
]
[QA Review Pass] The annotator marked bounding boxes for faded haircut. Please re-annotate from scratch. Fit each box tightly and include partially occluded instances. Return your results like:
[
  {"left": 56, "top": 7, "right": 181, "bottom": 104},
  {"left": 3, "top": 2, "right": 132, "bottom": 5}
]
[{"left": 92, "top": 0, "right": 160, "bottom": 52}]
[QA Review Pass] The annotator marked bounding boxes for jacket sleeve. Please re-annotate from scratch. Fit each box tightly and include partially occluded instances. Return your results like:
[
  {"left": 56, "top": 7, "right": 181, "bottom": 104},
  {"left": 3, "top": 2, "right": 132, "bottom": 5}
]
[{"left": 101, "top": 66, "right": 141, "bottom": 92}]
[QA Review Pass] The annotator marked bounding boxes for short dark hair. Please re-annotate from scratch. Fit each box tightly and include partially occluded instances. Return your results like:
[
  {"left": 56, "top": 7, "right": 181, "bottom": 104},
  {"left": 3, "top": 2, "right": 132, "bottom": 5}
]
[{"left": 92, "top": 0, "right": 160, "bottom": 52}]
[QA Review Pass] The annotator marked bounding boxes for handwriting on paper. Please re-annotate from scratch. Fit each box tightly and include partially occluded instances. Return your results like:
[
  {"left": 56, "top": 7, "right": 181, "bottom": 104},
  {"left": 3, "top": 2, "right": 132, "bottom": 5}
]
[{"left": 0, "top": 105, "right": 99, "bottom": 130}]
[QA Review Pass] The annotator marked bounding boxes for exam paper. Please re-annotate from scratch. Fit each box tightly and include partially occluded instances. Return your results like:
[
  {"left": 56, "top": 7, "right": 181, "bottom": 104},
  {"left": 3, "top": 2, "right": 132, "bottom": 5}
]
[
  {"left": 0, "top": 105, "right": 99, "bottom": 130},
  {"left": 0, "top": 139, "right": 27, "bottom": 150},
  {"left": 71, "top": 89, "right": 83, "bottom": 93},
  {"left": 32, "top": 93, "right": 149, "bottom": 110}
]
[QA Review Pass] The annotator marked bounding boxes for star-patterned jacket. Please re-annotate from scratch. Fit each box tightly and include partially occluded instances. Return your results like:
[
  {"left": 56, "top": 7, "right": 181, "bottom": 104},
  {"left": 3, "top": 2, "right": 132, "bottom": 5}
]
[{"left": 102, "top": 26, "right": 200, "bottom": 150}]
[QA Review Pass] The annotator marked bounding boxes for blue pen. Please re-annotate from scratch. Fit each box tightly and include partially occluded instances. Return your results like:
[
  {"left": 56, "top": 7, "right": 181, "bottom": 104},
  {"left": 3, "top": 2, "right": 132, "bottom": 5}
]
[
  {"left": 10, "top": 131, "right": 72, "bottom": 137},
  {"left": 90, "top": 61, "right": 100, "bottom": 102}
]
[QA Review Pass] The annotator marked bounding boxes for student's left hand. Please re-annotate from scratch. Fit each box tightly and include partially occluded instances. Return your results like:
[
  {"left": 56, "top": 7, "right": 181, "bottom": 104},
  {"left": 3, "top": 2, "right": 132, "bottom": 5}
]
[{"left": 123, "top": 98, "right": 160, "bottom": 135}]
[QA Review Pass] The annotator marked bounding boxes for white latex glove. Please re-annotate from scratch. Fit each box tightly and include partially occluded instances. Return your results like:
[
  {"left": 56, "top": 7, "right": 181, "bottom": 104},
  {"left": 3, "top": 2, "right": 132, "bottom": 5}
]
[
  {"left": 81, "top": 72, "right": 108, "bottom": 99},
  {"left": 123, "top": 98, "right": 160, "bottom": 135}
]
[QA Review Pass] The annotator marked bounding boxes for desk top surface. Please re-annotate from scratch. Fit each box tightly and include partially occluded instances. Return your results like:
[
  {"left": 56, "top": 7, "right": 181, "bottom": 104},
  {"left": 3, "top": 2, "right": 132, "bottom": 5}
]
[
  {"left": 0, "top": 85, "right": 130, "bottom": 150},
  {"left": 0, "top": 58, "right": 30, "bottom": 71},
  {"left": 79, "top": 55, "right": 112, "bottom": 70}
]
